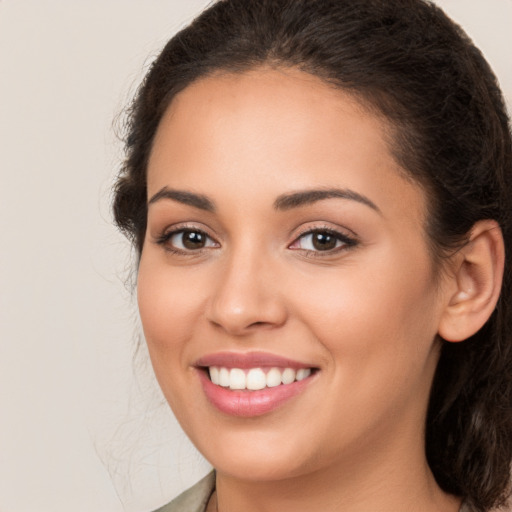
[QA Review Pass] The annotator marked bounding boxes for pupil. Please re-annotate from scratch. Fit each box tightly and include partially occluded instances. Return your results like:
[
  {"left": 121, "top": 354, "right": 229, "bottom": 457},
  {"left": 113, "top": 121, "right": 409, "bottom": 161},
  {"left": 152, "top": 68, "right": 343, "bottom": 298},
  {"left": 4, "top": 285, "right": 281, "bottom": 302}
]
[
  {"left": 183, "top": 231, "right": 205, "bottom": 249},
  {"left": 312, "top": 232, "right": 336, "bottom": 251}
]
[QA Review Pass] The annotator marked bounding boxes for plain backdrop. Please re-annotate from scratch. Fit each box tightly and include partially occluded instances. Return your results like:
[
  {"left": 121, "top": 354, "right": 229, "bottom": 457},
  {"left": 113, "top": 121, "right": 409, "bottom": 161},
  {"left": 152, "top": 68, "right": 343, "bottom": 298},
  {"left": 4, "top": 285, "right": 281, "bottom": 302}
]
[{"left": 0, "top": 1, "right": 511, "bottom": 511}]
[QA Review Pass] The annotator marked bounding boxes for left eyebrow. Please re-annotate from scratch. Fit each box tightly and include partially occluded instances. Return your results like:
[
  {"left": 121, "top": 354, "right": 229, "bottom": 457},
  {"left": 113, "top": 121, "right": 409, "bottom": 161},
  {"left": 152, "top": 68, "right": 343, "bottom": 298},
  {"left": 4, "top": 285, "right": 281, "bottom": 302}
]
[{"left": 273, "top": 188, "right": 381, "bottom": 214}]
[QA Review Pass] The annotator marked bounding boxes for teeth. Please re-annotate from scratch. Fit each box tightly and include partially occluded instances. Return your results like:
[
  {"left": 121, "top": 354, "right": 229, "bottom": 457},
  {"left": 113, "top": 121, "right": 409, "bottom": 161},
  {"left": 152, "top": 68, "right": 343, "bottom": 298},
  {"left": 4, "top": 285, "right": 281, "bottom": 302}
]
[
  {"left": 209, "top": 366, "right": 220, "bottom": 385},
  {"left": 281, "top": 368, "right": 296, "bottom": 385},
  {"left": 219, "top": 367, "right": 230, "bottom": 387},
  {"left": 246, "top": 368, "right": 266, "bottom": 390},
  {"left": 266, "top": 367, "right": 282, "bottom": 388},
  {"left": 296, "top": 368, "right": 311, "bottom": 381},
  {"left": 208, "top": 366, "right": 313, "bottom": 390}
]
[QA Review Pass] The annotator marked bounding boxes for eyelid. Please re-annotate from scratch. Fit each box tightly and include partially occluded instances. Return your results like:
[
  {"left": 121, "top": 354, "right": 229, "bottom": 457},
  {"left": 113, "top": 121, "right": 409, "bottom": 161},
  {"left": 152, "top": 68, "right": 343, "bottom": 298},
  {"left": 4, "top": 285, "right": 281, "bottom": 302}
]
[
  {"left": 288, "top": 224, "right": 359, "bottom": 254},
  {"left": 153, "top": 222, "right": 220, "bottom": 253},
  {"left": 154, "top": 221, "right": 216, "bottom": 238},
  {"left": 151, "top": 221, "right": 358, "bottom": 257}
]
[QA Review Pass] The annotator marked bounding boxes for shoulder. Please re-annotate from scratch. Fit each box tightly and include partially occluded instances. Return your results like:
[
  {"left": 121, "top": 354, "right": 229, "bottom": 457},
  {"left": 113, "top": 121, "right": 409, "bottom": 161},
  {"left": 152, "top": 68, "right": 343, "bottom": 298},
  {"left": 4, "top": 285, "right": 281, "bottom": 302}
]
[{"left": 153, "top": 472, "right": 216, "bottom": 512}]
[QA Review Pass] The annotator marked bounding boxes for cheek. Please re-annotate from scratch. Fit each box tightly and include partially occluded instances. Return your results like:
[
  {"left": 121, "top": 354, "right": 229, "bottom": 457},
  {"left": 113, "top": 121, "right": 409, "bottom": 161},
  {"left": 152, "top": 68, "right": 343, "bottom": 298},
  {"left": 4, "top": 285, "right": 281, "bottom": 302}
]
[
  {"left": 291, "top": 246, "right": 440, "bottom": 378},
  {"left": 136, "top": 261, "right": 209, "bottom": 423},
  {"left": 137, "top": 257, "right": 203, "bottom": 374},
  {"left": 290, "top": 264, "right": 441, "bottom": 444}
]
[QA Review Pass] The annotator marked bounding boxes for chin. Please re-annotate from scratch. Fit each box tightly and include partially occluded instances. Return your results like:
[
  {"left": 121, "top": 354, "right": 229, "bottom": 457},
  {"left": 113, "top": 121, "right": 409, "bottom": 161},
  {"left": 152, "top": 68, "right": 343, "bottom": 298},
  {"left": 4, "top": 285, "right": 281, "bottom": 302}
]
[
  {"left": 210, "top": 451, "right": 309, "bottom": 482},
  {"left": 189, "top": 423, "right": 322, "bottom": 482}
]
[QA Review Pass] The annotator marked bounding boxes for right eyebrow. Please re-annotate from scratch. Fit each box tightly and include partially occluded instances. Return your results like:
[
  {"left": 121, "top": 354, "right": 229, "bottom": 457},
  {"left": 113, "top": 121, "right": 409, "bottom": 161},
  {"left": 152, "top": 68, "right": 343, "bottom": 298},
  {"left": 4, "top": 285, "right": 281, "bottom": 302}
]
[{"left": 147, "top": 187, "right": 216, "bottom": 212}]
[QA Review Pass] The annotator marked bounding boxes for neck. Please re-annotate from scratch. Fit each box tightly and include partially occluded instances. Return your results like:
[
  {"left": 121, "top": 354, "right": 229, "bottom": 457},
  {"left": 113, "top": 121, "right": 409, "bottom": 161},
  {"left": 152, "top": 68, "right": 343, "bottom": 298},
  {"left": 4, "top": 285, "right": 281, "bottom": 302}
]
[{"left": 213, "top": 426, "right": 461, "bottom": 512}]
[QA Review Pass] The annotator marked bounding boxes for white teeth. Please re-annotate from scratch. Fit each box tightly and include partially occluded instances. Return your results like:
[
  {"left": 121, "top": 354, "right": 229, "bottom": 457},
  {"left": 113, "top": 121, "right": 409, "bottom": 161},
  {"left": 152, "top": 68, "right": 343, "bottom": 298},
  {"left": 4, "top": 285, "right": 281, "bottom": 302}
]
[
  {"left": 281, "top": 368, "right": 296, "bottom": 385},
  {"left": 246, "top": 368, "right": 266, "bottom": 390},
  {"left": 208, "top": 366, "right": 313, "bottom": 390},
  {"left": 229, "top": 368, "right": 246, "bottom": 390},
  {"left": 209, "top": 366, "right": 220, "bottom": 385},
  {"left": 296, "top": 368, "right": 311, "bottom": 381},
  {"left": 266, "top": 367, "right": 282, "bottom": 388},
  {"left": 219, "top": 367, "right": 230, "bottom": 387}
]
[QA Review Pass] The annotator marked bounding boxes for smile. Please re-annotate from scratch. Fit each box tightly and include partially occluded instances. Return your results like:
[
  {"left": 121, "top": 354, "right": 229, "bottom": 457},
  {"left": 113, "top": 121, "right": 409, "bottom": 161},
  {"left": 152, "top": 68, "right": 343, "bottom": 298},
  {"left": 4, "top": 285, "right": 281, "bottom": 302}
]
[
  {"left": 208, "top": 366, "right": 312, "bottom": 390},
  {"left": 195, "top": 352, "right": 318, "bottom": 417}
]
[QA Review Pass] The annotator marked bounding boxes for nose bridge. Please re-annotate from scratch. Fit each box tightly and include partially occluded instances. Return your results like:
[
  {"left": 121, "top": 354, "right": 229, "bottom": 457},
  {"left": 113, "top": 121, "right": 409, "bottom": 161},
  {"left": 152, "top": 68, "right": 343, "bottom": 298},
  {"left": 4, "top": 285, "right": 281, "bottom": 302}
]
[{"left": 206, "top": 238, "right": 286, "bottom": 334}]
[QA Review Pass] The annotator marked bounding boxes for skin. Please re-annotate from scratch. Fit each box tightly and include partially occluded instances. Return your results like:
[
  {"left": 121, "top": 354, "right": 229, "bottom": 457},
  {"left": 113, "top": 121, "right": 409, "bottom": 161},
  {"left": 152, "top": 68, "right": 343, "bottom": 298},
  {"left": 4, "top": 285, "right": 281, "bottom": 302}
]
[{"left": 138, "top": 67, "right": 463, "bottom": 512}]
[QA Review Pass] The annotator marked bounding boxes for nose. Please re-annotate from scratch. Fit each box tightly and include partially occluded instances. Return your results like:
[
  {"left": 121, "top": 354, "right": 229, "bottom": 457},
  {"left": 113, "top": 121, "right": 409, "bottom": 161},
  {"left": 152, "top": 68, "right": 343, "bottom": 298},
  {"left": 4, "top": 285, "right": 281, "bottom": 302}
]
[{"left": 205, "top": 248, "right": 288, "bottom": 336}]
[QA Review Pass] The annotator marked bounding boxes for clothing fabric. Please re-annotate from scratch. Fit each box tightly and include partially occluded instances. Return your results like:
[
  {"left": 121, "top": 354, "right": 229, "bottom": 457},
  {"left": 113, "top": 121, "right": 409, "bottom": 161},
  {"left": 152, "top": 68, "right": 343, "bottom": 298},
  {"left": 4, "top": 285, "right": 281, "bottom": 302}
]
[
  {"left": 153, "top": 471, "right": 475, "bottom": 512},
  {"left": 153, "top": 472, "right": 215, "bottom": 512}
]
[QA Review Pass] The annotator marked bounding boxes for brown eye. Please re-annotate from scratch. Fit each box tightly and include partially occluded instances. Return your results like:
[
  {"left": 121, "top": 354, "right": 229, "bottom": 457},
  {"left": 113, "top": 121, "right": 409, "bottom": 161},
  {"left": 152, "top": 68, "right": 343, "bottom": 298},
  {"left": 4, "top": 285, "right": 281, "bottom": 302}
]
[
  {"left": 289, "top": 228, "right": 357, "bottom": 254},
  {"left": 311, "top": 232, "right": 337, "bottom": 251},
  {"left": 160, "top": 229, "right": 218, "bottom": 252},
  {"left": 181, "top": 230, "right": 207, "bottom": 249}
]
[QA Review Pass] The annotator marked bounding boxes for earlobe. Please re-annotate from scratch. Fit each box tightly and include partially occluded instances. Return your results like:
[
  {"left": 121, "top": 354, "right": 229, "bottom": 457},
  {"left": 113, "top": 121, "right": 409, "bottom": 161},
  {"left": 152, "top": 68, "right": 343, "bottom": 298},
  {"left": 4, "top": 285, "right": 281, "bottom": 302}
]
[{"left": 438, "top": 220, "right": 504, "bottom": 343}]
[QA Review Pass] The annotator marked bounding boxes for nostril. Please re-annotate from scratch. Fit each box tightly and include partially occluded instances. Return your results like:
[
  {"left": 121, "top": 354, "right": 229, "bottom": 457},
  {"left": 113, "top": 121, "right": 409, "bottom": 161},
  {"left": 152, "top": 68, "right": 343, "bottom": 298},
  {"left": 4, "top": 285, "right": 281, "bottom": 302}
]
[{"left": 248, "top": 321, "right": 273, "bottom": 329}]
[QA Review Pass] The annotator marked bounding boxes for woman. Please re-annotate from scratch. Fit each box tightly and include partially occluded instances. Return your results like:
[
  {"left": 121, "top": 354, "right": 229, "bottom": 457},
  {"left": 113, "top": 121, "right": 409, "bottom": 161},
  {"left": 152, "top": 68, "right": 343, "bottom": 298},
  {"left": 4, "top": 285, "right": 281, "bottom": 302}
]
[{"left": 113, "top": 0, "right": 512, "bottom": 511}]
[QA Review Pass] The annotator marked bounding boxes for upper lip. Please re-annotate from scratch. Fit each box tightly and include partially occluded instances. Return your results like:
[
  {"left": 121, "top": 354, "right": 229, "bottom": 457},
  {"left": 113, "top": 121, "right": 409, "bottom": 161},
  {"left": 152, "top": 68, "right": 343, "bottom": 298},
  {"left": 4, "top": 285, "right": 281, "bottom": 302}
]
[{"left": 195, "top": 351, "right": 315, "bottom": 370}]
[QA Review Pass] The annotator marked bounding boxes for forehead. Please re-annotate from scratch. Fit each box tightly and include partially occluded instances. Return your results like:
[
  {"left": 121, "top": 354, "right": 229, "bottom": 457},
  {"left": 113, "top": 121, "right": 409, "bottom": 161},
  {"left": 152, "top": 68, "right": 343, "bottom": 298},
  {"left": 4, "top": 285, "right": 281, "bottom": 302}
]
[{"left": 147, "top": 66, "right": 426, "bottom": 224}]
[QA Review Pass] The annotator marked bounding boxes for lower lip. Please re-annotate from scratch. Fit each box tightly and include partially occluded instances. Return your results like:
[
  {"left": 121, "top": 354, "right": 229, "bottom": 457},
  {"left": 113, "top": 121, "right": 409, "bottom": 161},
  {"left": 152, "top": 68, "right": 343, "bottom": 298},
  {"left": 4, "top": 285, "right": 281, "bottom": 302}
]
[{"left": 197, "top": 370, "right": 315, "bottom": 417}]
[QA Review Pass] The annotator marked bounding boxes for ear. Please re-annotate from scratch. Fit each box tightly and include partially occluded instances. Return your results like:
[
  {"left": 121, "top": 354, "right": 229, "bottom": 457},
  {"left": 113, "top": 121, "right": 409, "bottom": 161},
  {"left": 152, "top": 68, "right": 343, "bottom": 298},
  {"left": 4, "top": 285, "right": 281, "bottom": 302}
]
[{"left": 438, "top": 220, "right": 505, "bottom": 343}]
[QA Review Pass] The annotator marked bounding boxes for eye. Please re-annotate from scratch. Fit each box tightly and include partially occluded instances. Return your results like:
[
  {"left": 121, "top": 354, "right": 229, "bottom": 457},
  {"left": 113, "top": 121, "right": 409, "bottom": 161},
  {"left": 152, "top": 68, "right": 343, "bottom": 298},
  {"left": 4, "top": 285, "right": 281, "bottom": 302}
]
[
  {"left": 289, "top": 229, "right": 357, "bottom": 253},
  {"left": 157, "top": 228, "right": 218, "bottom": 252}
]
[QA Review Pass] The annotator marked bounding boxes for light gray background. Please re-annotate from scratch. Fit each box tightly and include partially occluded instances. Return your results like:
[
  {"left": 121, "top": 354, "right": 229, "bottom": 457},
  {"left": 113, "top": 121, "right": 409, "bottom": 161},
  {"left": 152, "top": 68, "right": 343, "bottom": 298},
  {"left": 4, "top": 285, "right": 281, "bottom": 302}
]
[{"left": 1, "top": 1, "right": 511, "bottom": 511}]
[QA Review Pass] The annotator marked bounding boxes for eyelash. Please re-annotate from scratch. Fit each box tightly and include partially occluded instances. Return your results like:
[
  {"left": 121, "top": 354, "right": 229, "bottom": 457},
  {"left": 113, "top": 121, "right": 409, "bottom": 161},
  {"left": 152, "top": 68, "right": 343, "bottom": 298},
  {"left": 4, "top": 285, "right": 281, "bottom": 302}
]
[
  {"left": 154, "top": 225, "right": 358, "bottom": 257},
  {"left": 154, "top": 225, "right": 218, "bottom": 255},
  {"left": 291, "top": 226, "right": 358, "bottom": 253}
]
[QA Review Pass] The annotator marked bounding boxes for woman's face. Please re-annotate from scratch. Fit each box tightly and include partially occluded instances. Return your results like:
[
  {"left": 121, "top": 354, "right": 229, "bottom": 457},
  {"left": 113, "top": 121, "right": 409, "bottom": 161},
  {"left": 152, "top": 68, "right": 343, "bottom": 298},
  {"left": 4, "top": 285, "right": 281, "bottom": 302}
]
[{"left": 138, "top": 68, "right": 449, "bottom": 481}]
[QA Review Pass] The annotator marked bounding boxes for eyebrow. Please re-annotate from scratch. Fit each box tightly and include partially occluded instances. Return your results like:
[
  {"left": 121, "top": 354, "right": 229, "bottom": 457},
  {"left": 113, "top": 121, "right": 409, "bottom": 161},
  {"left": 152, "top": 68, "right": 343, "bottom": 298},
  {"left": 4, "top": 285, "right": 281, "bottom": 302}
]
[
  {"left": 147, "top": 186, "right": 380, "bottom": 214},
  {"left": 148, "top": 187, "right": 215, "bottom": 212},
  {"left": 273, "top": 188, "right": 381, "bottom": 213}
]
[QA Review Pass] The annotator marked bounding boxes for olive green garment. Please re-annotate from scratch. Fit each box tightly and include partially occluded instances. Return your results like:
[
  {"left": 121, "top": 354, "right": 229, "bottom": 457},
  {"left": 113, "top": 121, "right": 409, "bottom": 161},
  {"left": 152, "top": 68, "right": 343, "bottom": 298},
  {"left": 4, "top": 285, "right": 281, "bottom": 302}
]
[{"left": 153, "top": 472, "right": 215, "bottom": 512}]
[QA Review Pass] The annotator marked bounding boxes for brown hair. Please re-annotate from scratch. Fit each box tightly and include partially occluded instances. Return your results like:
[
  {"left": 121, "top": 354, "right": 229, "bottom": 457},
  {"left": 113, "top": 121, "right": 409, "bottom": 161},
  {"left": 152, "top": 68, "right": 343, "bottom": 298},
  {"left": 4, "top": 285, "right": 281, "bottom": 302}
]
[{"left": 113, "top": 1, "right": 512, "bottom": 510}]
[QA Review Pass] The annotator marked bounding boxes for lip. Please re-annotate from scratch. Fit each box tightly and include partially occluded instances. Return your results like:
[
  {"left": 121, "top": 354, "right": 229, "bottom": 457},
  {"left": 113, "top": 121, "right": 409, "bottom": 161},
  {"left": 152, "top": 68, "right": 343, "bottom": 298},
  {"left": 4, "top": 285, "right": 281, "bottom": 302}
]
[
  {"left": 195, "top": 351, "right": 317, "bottom": 417},
  {"left": 195, "top": 351, "right": 313, "bottom": 369}
]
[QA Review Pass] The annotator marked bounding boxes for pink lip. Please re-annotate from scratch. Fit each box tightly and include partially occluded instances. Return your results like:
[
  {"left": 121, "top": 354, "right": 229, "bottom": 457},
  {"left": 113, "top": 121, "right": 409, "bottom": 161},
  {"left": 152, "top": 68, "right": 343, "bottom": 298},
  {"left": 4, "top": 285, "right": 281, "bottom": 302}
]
[
  {"left": 195, "top": 351, "right": 312, "bottom": 370},
  {"left": 197, "top": 371, "right": 314, "bottom": 417},
  {"left": 195, "top": 351, "right": 317, "bottom": 418}
]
